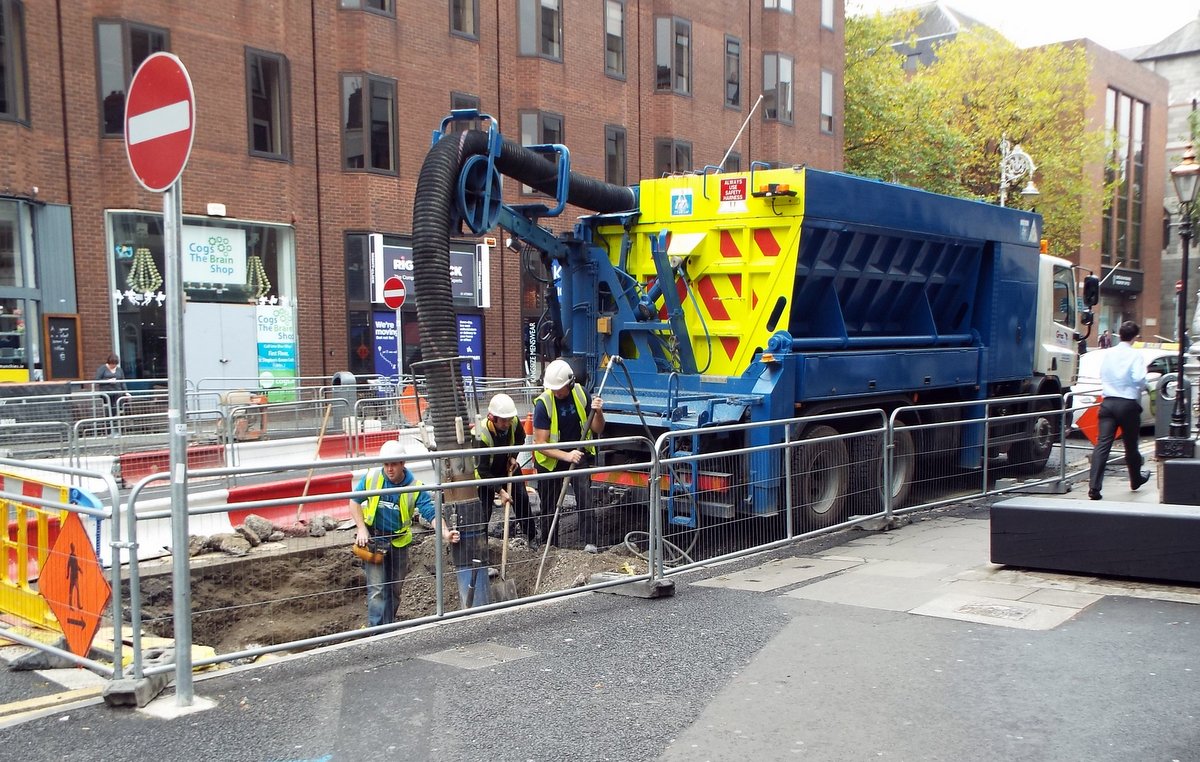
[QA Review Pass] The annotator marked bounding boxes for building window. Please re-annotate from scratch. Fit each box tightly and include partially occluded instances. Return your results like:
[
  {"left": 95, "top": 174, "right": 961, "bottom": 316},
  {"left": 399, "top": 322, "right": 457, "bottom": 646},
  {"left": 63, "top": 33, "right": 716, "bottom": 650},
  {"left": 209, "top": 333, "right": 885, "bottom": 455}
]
[
  {"left": 449, "top": 92, "right": 482, "bottom": 132},
  {"left": 821, "top": 0, "right": 834, "bottom": 29},
  {"left": 451, "top": 0, "right": 478, "bottom": 39},
  {"left": 339, "top": 0, "right": 394, "bottom": 16},
  {"left": 1102, "top": 87, "right": 1147, "bottom": 269},
  {"left": 0, "top": 0, "right": 28, "bottom": 123},
  {"left": 520, "top": 110, "right": 564, "bottom": 194},
  {"left": 342, "top": 74, "right": 397, "bottom": 173},
  {"left": 763, "top": 53, "right": 794, "bottom": 123},
  {"left": 655, "top": 16, "right": 691, "bottom": 95},
  {"left": 95, "top": 20, "right": 168, "bottom": 136},
  {"left": 764, "top": 0, "right": 794, "bottom": 11},
  {"left": 820, "top": 69, "right": 834, "bottom": 133},
  {"left": 605, "top": 125, "right": 626, "bottom": 186},
  {"left": 725, "top": 36, "right": 741, "bottom": 110},
  {"left": 518, "top": 0, "right": 562, "bottom": 60},
  {"left": 246, "top": 49, "right": 290, "bottom": 160},
  {"left": 605, "top": 0, "right": 625, "bottom": 78},
  {"left": 724, "top": 153, "right": 741, "bottom": 173},
  {"left": 654, "top": 138, "right": 692, "bottom": 176}
]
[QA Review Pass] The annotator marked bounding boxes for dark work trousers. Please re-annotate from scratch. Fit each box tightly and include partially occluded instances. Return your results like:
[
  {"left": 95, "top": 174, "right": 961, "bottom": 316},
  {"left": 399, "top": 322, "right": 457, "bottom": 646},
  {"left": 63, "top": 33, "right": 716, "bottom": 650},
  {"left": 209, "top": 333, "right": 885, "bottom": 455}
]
[
  {"left": 480, "top": 482, "right": 537, "bottom": 543},
  {"left": 1088, "top": 396, "right": 1144, "bottom": 493},
  {"left": 536, "top": 463, "right": 596, "bottom": 548}
]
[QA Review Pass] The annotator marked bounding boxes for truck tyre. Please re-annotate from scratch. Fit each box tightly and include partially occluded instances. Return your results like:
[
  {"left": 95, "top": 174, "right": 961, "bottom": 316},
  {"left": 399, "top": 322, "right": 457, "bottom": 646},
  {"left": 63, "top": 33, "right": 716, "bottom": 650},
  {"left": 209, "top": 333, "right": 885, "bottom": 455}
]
[
  {"left": 1008, "top": 403, "right": 1057, "bottom": 474},
  {"left": 850, "top": 427, "right": 915, "bottom": 512},
  {"left": 790, "top": 425, "right": 849, "bottom": 530}
]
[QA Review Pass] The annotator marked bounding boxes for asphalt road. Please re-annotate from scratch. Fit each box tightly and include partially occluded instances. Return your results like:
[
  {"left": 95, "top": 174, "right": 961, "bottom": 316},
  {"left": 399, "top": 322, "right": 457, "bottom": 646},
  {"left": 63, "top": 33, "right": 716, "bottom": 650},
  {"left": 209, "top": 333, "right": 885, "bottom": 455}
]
[{"left": 3, "top": 483, "right": 1198, "bottom": 762}]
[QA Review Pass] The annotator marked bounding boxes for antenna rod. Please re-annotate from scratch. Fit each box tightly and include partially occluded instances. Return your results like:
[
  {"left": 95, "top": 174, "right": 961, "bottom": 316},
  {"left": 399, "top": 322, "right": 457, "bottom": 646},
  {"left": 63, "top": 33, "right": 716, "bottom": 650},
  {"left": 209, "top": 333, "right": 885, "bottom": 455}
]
[{"left": 719, "top": 93, "right": 765, "bottom": 172}]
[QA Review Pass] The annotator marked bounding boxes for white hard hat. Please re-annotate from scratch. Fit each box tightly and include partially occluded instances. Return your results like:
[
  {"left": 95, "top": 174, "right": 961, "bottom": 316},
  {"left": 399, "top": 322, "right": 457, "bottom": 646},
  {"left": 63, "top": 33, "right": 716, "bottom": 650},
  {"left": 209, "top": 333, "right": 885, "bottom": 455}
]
[
  {"left": 379, "top": 439, "right": 408, "bottom": 462},
  {"left": 543, "top": 359, "right": 575, "bottom": 391},
  {"left": 488, "top": 393, "right": 519, "bottom": 418}
]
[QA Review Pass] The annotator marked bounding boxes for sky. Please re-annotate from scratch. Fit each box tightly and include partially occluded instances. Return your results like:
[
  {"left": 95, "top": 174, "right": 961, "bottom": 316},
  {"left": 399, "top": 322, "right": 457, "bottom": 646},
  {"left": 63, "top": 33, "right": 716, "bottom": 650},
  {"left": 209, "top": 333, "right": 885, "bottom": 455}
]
[{"left": 848, "top": 0, "right": 1199, "bottom": 52}]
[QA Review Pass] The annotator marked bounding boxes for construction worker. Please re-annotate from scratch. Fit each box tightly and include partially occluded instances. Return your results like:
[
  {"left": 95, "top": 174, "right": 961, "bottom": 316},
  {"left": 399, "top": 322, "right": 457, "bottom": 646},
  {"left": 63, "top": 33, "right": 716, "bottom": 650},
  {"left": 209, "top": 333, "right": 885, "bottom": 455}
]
[
  {"left": 532, "top": 358, "right": 605, "bottom": 552},
  {"left": 477, "top": 392, "right": 539, "bottom": 549},
  {"left": 349, "top": 439, "right": 455, "bottom": 626}
]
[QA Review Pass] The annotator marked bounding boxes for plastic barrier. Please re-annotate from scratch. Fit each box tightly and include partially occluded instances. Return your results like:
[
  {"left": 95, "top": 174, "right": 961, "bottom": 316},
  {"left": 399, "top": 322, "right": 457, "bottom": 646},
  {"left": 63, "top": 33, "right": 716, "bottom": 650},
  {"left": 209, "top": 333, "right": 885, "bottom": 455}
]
[
  {"left": 226, "top": 472, "right": 354, "bottom": 526},
  {"left": 116, "top": 444, "right": 227, "bottom": 487}
]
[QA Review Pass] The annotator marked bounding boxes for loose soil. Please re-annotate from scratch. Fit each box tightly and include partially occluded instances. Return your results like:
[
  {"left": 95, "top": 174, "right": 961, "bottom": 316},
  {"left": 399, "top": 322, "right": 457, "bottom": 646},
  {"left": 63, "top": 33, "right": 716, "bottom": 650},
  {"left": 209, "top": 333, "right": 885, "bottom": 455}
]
[{"left": 136, "top": 530, "right": 646, "bottom": 654}]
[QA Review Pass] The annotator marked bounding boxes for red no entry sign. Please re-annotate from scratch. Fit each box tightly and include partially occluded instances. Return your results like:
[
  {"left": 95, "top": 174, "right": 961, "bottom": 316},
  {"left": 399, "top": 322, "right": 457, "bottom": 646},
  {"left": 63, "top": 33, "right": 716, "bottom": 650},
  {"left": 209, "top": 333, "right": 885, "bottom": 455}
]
[
  {"left": 383, "top": 276, "right": 407, "bottom": 309},
  {"left": 124, "top": 53, "right": 195, "bottom": 192}
]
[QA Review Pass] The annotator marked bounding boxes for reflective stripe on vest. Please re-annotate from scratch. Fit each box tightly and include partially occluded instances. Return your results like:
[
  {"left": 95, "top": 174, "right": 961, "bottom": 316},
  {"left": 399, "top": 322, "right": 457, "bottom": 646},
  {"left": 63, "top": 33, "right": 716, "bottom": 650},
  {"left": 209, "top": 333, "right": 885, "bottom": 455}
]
[
  {"left": 475, "top": 416, "right": 521, "bottom": 480},
  {"left": 533, "top": 385, "right": 593, "bottom": 470},
  {"left": 362, "top": 469, "right": 418, "bottom": 548}
]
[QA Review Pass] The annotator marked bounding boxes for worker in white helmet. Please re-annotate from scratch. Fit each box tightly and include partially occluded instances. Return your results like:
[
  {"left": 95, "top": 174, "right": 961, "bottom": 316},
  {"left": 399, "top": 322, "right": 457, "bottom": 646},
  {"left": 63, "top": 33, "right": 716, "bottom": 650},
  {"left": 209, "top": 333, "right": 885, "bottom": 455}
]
[
  {"left": 532, "top": 359, "right": 605, "bottom": 552},
  {"left": 350, "top": 439, "right": 456, "bottom": 625},
  {"left": 475, "top": 392, "right": 538, "bottom": 549}
]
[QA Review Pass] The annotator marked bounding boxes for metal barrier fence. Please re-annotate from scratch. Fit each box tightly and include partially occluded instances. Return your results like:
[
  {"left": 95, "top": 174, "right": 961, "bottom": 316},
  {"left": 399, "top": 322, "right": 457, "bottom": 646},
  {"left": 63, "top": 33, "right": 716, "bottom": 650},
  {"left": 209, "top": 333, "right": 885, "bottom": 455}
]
[{"left": 1, "top": 391, "right": 1100, "bottom": 705}]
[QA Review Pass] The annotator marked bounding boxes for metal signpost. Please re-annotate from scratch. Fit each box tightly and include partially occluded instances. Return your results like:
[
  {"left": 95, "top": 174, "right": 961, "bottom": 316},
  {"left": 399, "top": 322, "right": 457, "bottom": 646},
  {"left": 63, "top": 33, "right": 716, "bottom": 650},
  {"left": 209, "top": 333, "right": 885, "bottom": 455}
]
[
  {"left": 123, "top": 52, "right": 196, "bottom": 706},
  {"left": 383, "top": 275, "right": 406, "bottom": 381}
]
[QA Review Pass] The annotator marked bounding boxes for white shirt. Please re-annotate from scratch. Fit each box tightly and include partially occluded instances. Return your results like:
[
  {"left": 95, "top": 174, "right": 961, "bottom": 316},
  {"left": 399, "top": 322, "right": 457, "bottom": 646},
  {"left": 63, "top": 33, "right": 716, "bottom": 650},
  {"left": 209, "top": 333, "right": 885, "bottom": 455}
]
[{"left": 1099, "top": 341, "right": 1147, "bottom": 401}]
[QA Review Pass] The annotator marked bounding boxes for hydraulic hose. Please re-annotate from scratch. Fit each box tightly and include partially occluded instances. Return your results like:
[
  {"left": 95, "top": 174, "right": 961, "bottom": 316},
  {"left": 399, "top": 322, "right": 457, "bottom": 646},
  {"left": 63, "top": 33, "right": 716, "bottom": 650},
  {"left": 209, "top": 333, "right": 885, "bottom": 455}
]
[{"left": 411, "top": 129, "right": 636, "bottom": 487}]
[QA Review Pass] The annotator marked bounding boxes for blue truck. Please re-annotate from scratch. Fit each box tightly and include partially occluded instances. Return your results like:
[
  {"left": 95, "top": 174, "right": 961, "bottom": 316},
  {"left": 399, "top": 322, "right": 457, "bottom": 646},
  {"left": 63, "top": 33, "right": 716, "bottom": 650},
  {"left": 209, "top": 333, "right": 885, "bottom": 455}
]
[{"left": 409, "top": 113, "right": 1094, "bottom": 531}]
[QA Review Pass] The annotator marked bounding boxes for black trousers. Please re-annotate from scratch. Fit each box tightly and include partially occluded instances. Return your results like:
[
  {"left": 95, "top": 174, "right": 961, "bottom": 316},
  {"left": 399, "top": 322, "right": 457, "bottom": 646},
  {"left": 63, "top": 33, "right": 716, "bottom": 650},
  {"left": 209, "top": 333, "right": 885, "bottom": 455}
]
[
  {"left": 535, "top": 464, "right": 596, "bottom": 548},
  {"left": 1088, "top": 396, "right": 1144, "bottom": 492},
  {"left": 479, "top": 481, "right": 537, "bottom": 543}
]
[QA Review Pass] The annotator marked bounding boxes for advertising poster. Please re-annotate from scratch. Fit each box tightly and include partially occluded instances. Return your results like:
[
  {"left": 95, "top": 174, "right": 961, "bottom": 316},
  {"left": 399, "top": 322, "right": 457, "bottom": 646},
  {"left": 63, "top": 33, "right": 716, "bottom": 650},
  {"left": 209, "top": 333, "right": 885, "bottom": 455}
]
[
  {"left": 373, "top": 311, "right": 482, "bottom": 381},
  {"left": 256, "top": 305, "right": 297, "bottom": 401}
]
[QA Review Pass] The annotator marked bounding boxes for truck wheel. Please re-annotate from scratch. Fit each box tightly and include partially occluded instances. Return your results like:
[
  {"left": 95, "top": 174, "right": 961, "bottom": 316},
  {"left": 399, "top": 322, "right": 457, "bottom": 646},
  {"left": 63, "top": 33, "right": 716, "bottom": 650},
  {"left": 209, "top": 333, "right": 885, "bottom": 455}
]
[
  {"left": 850, "top": 427, "right": 916, "bottom": 512},
  {"left": 790, "top": 425, "right": 849, "bottom": 530},
  {"left": 1008, "top": 405, "right": 1057, "bottom": 474}
]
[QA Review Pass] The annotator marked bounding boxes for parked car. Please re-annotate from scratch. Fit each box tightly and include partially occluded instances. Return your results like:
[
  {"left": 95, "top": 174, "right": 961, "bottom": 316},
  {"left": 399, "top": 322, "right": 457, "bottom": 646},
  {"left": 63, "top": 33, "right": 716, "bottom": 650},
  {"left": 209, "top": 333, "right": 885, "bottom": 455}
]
[{"left": 1070, "top": 346, "right": 1179, "bottom": 432}]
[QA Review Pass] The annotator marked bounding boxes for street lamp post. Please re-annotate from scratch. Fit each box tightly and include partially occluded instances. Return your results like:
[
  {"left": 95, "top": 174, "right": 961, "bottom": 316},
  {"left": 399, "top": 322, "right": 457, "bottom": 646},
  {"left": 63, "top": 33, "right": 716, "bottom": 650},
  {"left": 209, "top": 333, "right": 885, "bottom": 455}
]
[
  {"left": 999, "top": 135, "right": 1040, "bottom": 207},
  {"left": 1157, "top": 142, "right": 1199, "bottom": 459}
]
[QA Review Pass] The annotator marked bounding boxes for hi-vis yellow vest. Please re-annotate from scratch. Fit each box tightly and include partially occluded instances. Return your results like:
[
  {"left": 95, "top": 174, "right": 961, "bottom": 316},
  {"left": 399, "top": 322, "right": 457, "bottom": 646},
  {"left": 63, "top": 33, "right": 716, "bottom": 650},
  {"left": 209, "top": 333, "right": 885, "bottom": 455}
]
[
  {"left": 362, "top": 469, "right": 418, "bottom": 548},
  {"left": 533, "top": 385, "right": 594, "bottom": 470}
]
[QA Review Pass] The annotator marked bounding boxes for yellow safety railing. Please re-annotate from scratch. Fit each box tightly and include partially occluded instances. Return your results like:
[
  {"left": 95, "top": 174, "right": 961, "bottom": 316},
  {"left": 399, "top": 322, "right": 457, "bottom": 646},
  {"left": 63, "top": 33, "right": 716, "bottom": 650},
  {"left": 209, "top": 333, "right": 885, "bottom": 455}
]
[{"left": 1, "top": 473, "right": 67, "bottom": 628}]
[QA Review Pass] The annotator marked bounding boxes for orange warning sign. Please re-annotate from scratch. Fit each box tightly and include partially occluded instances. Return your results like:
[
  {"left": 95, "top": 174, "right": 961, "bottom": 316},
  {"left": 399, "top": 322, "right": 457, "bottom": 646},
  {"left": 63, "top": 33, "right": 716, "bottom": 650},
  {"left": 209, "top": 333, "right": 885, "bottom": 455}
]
[
  {"left": 38, "top": 513, "right": 111, "bottom": 657},
  {"left": 1075, "top": 399, "right": 1123, "bottom": 446}
]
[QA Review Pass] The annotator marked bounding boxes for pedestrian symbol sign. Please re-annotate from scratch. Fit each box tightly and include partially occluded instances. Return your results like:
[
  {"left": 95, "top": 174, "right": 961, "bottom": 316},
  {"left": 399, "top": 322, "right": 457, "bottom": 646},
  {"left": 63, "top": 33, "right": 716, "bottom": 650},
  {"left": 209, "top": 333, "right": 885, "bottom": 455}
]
[{"left": 39, "top": 513, "right": 111, "bottom": 657}]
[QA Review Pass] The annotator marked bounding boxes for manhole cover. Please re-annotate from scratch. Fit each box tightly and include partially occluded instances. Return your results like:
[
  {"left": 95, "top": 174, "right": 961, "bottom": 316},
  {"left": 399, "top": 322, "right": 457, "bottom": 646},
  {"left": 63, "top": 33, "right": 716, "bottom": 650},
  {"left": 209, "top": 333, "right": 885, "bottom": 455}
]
[{"left": 956, "top": 602, "right": 1031, "bottom": 621}]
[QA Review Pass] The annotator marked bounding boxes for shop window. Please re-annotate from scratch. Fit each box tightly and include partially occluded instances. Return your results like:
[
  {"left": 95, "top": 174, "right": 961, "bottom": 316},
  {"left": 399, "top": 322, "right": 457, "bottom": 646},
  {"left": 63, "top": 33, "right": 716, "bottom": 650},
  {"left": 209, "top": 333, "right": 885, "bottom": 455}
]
[
  {"left": 518, "top": 0, "right": 562, "bottom": 60},
  {"left": 95, "top": 19, "right": 167, "bottom": 136},
  {"left": 0, "top": 0, "right": 28, "bottom": 123},
  {"left": 655, "top": 16, "right": 690, "bottom": 94},
  {"left": 0, "top": 201, "right": 36, "bottom": 381},
  {"left": 451, "top": 0, "right": 478, "bottom": 39},
  {"left": 107, "top": 212, "right": 295, "bottom": 381},
  {"left": 246, "top": 48, "right": 291, "bottom": 159},
  {"left": 342, "top": 73, "right": 397, "bottom": 173}
]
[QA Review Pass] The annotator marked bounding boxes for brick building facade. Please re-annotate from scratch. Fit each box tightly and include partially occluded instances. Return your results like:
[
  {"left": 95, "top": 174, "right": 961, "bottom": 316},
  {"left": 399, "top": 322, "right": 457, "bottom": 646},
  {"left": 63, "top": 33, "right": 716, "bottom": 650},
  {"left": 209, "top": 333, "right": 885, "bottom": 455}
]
[{"left": 0, "top": 0, "right": 844, "bottom": 388}]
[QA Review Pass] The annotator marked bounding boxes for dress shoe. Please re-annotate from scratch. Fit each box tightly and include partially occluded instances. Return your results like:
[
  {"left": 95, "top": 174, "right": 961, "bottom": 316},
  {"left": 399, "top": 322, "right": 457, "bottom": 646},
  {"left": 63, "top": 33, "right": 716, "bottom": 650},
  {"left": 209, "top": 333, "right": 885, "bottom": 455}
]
[
  {"left": 1087, "top": 489, "right": 1102, "bottom": 501},
  {"left": 1131, "top": 470, "right": 1152, "bottom": 491}
]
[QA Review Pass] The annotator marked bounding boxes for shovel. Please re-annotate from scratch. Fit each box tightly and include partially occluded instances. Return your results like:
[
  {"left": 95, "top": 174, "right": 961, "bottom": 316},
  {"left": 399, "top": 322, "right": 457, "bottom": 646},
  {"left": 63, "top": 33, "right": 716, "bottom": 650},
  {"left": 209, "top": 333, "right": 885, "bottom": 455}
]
[{"left": 490, "top": 490, "right": 519, "bottom": 601}]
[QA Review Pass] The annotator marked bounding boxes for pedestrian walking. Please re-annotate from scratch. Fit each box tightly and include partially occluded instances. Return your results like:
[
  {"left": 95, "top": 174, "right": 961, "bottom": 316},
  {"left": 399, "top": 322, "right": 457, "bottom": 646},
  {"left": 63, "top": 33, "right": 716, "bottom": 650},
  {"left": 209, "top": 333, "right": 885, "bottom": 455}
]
[
  {"left": 1088, "top": 321, "right": 1152, "bottom": 500},
  {"left": 532, "top": 359, "right": 605, "bottom": 552},
  {"left": 1098, "top": 329, "right": 1113, "bottom": 349},
  {"left": 349, "top": 440, "right": 454, "bottom": 626}
]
